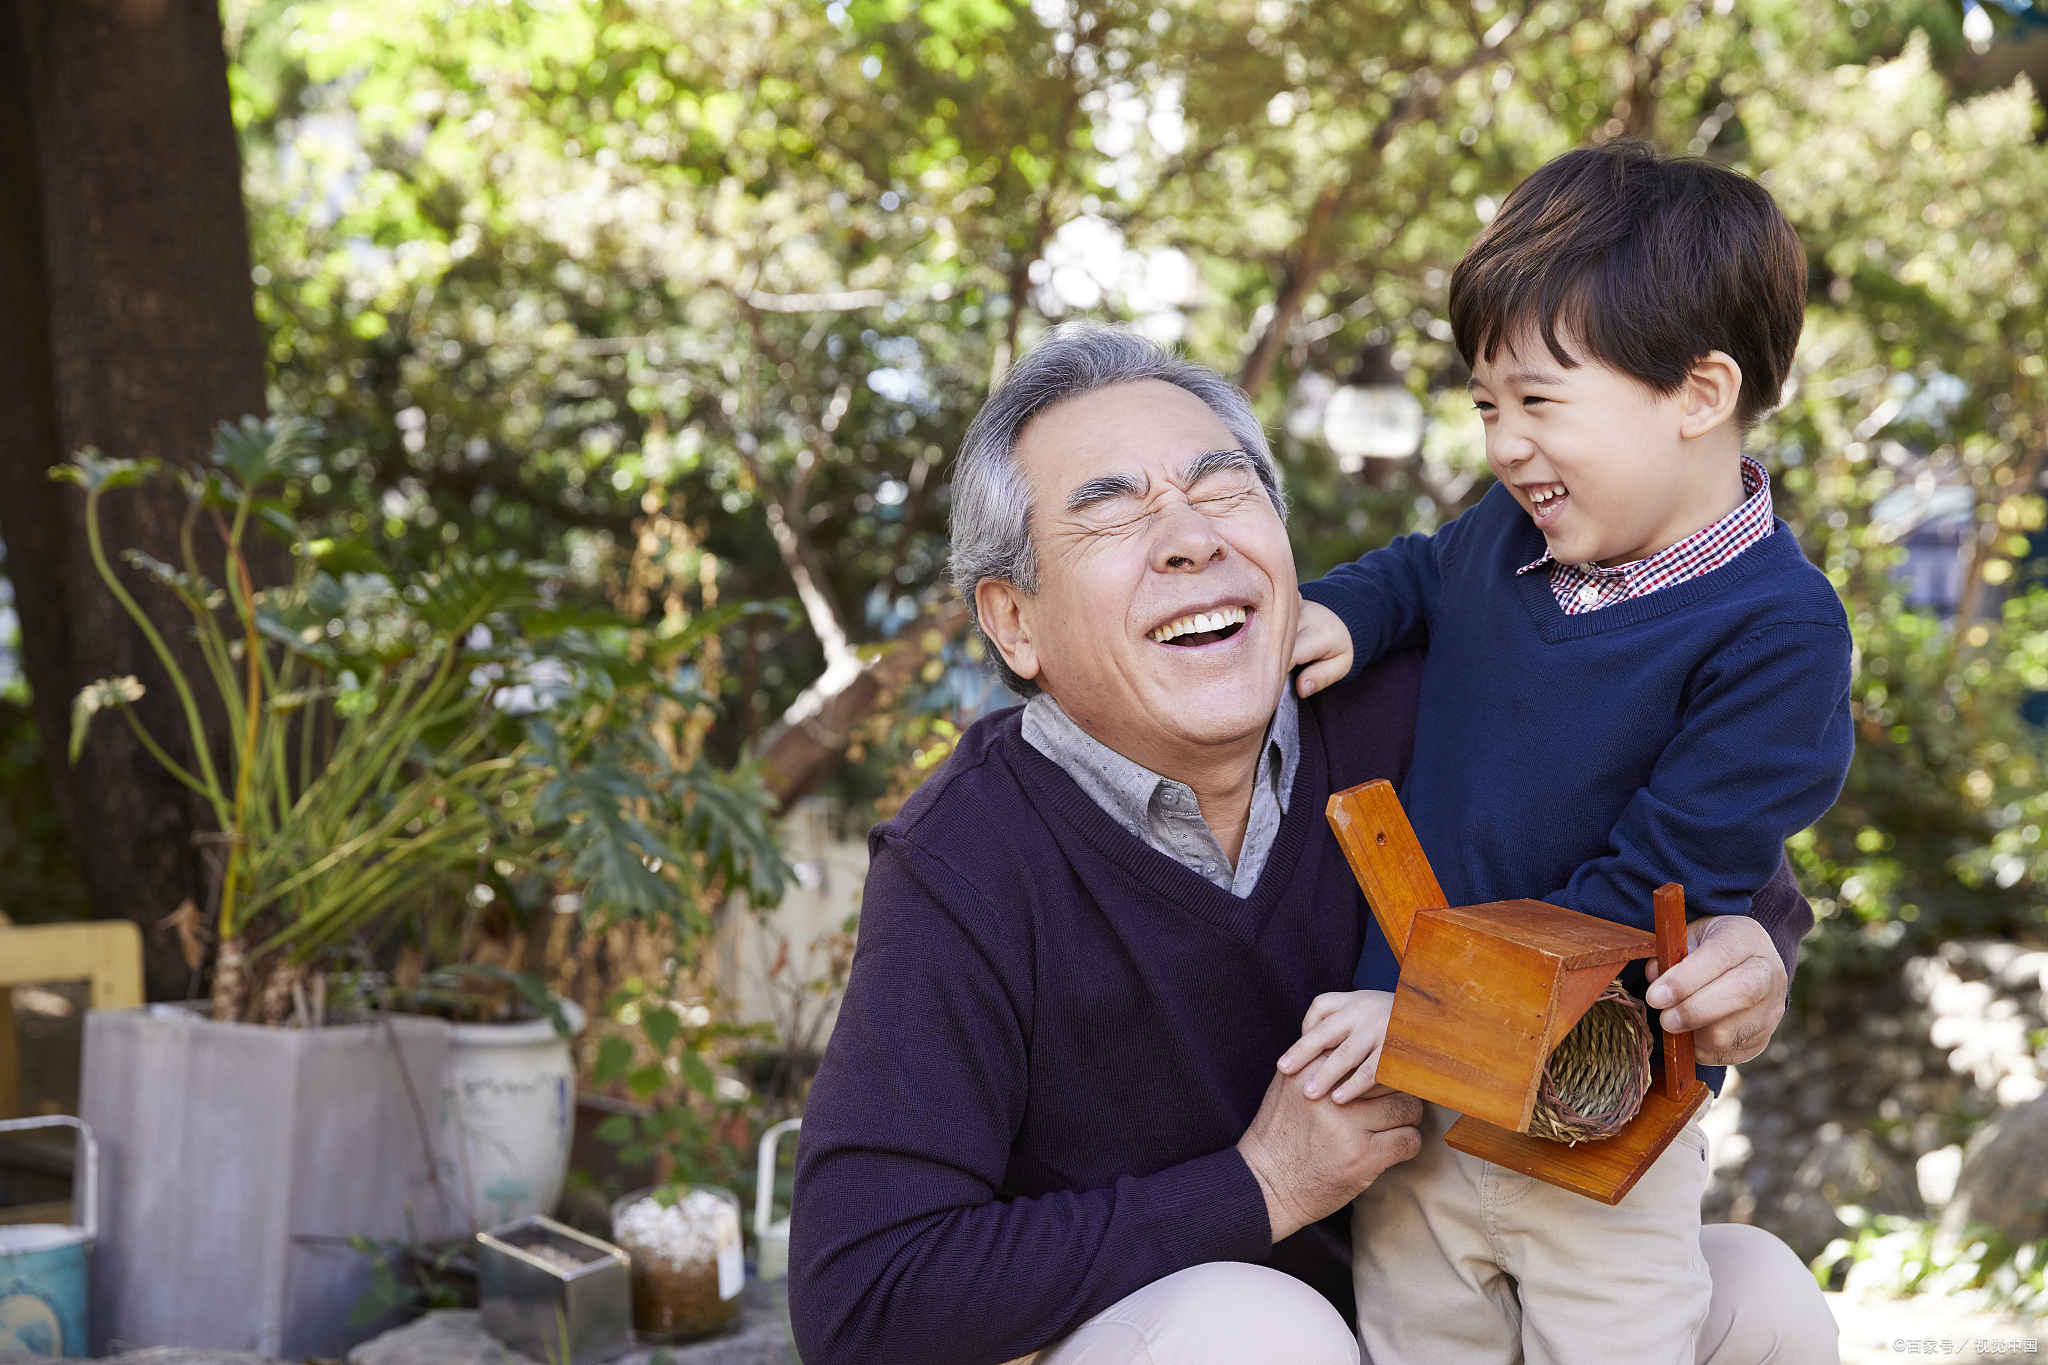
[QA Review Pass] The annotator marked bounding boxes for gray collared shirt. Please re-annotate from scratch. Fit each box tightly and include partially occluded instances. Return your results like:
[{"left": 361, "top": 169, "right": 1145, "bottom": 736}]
[{"left": 1022, "top": 688, "right": 1300, "bottom": 897}]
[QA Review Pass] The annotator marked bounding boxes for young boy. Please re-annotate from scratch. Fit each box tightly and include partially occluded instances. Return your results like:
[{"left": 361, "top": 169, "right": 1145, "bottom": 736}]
[{"left": 1283, "top": 141, "right": 1855, "bottom": 1363}]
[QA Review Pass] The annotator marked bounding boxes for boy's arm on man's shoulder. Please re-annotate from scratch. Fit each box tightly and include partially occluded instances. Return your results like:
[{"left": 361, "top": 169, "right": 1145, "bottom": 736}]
[{"left": 1299, "top": 530, "right": 1443, "bottom": 682}]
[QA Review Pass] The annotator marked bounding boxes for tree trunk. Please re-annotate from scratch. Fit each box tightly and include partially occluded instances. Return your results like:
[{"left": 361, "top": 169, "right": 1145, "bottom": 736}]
[
  {"left": 757, "top": 599, "right": 970, "bottom": 813},
  {"left": 0, "top": 0, "right": 267, "bottom": 999}
]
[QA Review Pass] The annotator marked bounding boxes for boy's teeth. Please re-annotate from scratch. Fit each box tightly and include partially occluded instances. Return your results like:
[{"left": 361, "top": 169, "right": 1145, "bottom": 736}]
[{"left": 1149, "top": 605, "right": 1249, "bottom": 643}]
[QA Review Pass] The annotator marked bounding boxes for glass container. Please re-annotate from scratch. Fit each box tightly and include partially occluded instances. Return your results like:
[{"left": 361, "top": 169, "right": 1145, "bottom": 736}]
[{"left": 609, "top": 1183, "right": 745, "bottom": 1342}]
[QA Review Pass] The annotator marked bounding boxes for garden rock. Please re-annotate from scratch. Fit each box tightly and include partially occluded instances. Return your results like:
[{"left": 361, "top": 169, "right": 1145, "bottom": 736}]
[
  {"left": 1939, "top": 1090, "right": 2048, "bottom": 1249},
  {"left": 348, "top": 1278, "right": 790, "bottom": 1365},
  {"left": 0, "top": 1352, "right": 284, "bottom": 1365},
  {"left": 1702, "top": 937, "right": 2048, "bottom": 1261},
  {"left": 1773, "top": 1123, "right": 1924, "bottom": 1257}
]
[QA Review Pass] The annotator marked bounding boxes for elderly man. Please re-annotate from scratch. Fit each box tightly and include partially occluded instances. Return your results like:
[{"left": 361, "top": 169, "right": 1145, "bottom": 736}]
[{"left": 789, "top": 325, "right": 1835, "bottom": 1365}]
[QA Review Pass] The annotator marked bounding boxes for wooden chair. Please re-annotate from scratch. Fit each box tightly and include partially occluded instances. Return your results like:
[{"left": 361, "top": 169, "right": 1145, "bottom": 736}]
[
  {"left": 0, "top": 918, "right": 145, "bottom": 1120},
  {"left": 1327, "top": 780, "right": 1708, "bottom": 1204},
  {"left": 0, "top": 917, "right": 141, "bottom": 1225}
]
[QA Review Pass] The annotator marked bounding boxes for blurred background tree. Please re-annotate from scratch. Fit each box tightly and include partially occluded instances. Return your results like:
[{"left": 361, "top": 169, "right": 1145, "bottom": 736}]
[
  {"left": 3, "top": 0, "right": 2045, "bottom": 992},
  {"left": 0, "top": 0, "right": 272, "bottom": 996}
]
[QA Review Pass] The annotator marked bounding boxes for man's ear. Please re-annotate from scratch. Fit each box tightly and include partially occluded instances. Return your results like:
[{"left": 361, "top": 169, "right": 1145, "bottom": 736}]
[
  {"left": 974, "top": 578, "right": 1040, "bottom": 685},
  {"left": 1680, "top": 351, "right": 1743, "bottom": 439}
]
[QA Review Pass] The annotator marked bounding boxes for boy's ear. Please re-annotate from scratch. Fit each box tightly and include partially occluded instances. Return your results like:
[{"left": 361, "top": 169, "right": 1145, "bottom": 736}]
[{"left": 1680, "top": 351, "right": 1743, "bottom": 439}]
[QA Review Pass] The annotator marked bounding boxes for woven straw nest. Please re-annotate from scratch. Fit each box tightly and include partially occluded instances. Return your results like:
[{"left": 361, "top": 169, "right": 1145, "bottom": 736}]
[{"left": 1526, "top": 980, "right": 1654, "bottom": 1145}]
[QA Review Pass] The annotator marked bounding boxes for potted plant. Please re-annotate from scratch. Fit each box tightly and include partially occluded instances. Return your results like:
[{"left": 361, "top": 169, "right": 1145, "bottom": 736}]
[{"left": 60, "top": 419, "right": 787, "bottom": 1356}]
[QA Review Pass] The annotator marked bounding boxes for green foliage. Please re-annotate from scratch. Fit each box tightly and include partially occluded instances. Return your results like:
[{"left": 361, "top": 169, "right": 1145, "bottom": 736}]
[
  {"left": 221, "top": 0, "right": 2048, "bottom": 978},
  {"left": 591, "top": 975, "right": 769, "bottom": 1192},
  {"left": 344, "top": 1234, "right": 472, "bottom": 1327},
  {"left": 1812, "top": 1208, "right": 2048, "bottom": 1323},
  {"left": 62, "top": 416, "right": 788, "bottom": 1015}
]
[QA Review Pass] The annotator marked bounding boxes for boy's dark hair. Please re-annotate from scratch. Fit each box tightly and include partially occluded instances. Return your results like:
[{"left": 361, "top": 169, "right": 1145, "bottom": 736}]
[{"left": 1448, "top": 139, "right": 1805, "bottom": 430}]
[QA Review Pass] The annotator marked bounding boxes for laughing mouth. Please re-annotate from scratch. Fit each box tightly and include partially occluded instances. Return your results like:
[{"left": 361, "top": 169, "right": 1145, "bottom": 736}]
[
  {"left": 1526, "top": 482, "right": 1569, "bottom": 523},
  {"left": 1150, "top": 605, "right": 1249, "bottom": 647}
]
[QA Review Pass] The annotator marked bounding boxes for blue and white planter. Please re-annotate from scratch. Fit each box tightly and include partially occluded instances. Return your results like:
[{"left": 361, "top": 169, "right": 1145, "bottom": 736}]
[{"left": 0, "top": 1116, "right": 95, "bottom": 1358}]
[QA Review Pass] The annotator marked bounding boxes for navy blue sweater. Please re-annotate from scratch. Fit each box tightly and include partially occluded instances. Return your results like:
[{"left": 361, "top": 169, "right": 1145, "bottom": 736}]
[
  {"left": 1302, "top": 484, "right": 1853, "bottom": 1036},
  {"left": 787, "top": 652, "right": 1814, "bottom": 1365}
]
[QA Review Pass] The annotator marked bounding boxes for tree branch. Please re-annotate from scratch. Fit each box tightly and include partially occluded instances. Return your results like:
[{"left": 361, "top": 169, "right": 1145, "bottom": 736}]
[
  {"left": 755, "top": 597, "right": 970, "bottom": 813},
  {"left": 1234, "top": 12, "right": 1528, "bottom": 397}
]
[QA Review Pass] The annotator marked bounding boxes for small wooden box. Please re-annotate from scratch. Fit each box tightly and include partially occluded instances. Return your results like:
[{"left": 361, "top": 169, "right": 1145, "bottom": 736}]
[{"left": 1328, "top": 780, "right": 1707, "bottom": 1204}]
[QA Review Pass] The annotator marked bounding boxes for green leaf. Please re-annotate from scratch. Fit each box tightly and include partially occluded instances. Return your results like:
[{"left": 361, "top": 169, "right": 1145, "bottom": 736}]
[
  {"left": 678, "top": 1048, "right": 715, "bottom": 1098},
  {"left": 626, "top": 1063, "right": 666, "bottom": 1098},
  {"left": 593, "top": 1035, "right": 633, "bottom": 1085},
  {"left": 308, "top": 536, "right": 391, "bottom": 575},
  {"left": 409, "top": 558, "right": 536, "bottom": 637},
  {"left": 532, "top": 759, "right": 691, "bottom": 924},
  {"left": 258, "top": 504, "right": 308, "bottom": 547},
  {"left": 640, "top": 1004, "right": 681, "bottom": 1054},
  {"left": 51, "top": 448, "right": 155, "bottom": 491},
  {"left": 643, "top": 598, "right": 797, "bottom": 662},
  {"left": 593, "top": 1111, "right": 636, "bottom": 1145},
  {"left": 211, "top": 414, "right": 320, "bottom": 490},
  {"left": 121, "top": 551, "right": 215, "bottom": 608}
]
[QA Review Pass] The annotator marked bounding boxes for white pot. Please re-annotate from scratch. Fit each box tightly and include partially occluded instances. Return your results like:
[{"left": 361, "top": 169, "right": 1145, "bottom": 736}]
[
  {"left": 432, "top": 998, "right": 587, "bottom": 1230},
  {"left": 80, "top": 1006, "right": 457, "bottom": 1357}
]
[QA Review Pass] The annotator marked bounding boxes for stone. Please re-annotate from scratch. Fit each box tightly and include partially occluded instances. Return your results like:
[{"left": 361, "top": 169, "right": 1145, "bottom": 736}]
[
  {"left": 1916, "top": 1144, "right": 1964, "bottom": 1208},
  {"left": 348, "top": 1279, "right": 791, "bottom": 1365},
  {"left": 0, "top": 1352, "right": 285, "bottom": 1365},
  {"left": 1703, "top": 937, "right": 2048, "bottom": 1259},
  {"left": 1939, "top": 1091, "right": 2048, "bottom": 1249},
  {"left": 1773, "top": 1123, "right": 1924, "bottom": 1260}
]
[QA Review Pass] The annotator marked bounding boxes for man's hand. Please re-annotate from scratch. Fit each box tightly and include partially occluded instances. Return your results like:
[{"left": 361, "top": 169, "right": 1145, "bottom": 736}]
[
  {"left": 1643, "top": 914, "right": 1787, "bottom": 1065},
  {"left": 1276, "top": 990, "right": 1394, "bottom": 1102},
  {"left": 1291, "top": 600, "right": 1353, "bottom": 698},
  {"left": 1236, "top": 1066, "right": 1422, "bottom": 1243}
]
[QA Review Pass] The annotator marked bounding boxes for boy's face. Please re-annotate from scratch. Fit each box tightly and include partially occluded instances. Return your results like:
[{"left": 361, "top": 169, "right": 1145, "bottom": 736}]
[{"left": 1471, "top": 330, "right": 1746, "bottom": 568}]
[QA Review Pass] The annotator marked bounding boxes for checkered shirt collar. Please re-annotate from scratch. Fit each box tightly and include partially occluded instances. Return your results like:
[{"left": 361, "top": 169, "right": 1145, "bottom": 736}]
[{"left": 1514, "top": 457, "right": 1773, "bottom": 614}]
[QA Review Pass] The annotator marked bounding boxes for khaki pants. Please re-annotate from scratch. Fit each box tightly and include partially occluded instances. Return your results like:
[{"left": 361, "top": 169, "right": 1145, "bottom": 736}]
[
  {"left": 1350, "top": 1100, "right": 1781, "bottom": 1365},
  {"left": 1012, "top": 1174, "right": 1837, "bottom": 1365}
]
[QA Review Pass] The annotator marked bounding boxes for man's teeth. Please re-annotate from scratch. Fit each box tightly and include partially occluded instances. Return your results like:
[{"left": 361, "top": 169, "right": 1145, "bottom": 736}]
[
  {"left": 1149, "top": 606, "right": 1249, "bottom": 643},
  {"left": 1530, "top": 485, "right": 1567, "bottom": 505}
]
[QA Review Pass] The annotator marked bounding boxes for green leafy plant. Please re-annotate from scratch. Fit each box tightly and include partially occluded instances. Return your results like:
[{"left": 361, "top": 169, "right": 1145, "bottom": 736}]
[
  {"left": 342, "top": 1234, "right": 474, "bottom": 1327},
  {"left": 1812, "top": 1207, "right": 2048, "bottom": 1323},
  {"left": 590, "top": 976, "right": 768, "bottom": 1193},
  {"left": 59, "top": 416, "right": 789, "bottom": 1022}
]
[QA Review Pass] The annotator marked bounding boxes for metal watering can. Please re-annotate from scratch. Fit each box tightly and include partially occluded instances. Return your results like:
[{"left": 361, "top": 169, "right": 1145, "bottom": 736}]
[
  {"left": 0, "top": 1116, "right": 97, "bottom": 1358},
  {"left": 754, "top": 1119, "right": 800, "bottom": 1282}
]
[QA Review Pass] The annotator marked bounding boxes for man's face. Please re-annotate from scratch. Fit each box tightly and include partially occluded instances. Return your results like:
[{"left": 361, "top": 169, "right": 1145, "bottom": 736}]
[
  {"left": 986, "top": 379, "right": 1298, "bottom": 773},
  {"left": 1472, "top": 332, "right": 1735, "bottom": 568}
]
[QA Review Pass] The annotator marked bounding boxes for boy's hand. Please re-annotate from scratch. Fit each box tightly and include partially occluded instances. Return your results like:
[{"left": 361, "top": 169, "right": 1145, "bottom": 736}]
[
  {"left": 1292, "top": 600, "right": 1353, "bottom": 698},
  {"left": 1276, "top": 990, "right": 1394, "bottom": 1103}
]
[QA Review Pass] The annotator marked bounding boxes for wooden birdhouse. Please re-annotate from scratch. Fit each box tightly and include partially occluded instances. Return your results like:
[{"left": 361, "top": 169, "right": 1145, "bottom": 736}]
[{"left": 1327, "top": 779, "right": 1709, "bottom": 1205}]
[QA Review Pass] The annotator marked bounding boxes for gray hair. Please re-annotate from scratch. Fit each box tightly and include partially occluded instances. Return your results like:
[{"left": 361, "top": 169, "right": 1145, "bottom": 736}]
[{"left": 948, "top": 322, "right": 1286, "bottom": 698}]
